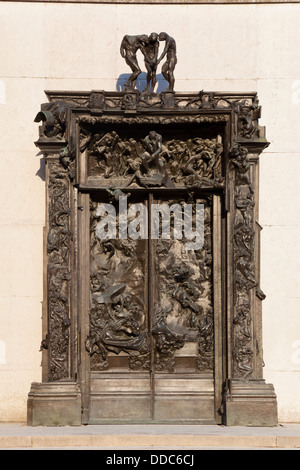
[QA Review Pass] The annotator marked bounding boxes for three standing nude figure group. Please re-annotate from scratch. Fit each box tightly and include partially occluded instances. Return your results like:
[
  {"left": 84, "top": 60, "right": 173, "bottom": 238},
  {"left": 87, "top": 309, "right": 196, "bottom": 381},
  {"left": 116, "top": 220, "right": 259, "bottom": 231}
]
[{"left": 120, "top": 32, "right": 177, "bottom": 93}]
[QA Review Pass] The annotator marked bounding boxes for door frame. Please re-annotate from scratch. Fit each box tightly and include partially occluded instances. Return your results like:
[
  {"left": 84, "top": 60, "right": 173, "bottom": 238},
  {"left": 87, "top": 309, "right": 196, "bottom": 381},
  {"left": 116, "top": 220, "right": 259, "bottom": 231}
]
[{"left": 27, "top": 90, "right": 278, "bottom": 426}]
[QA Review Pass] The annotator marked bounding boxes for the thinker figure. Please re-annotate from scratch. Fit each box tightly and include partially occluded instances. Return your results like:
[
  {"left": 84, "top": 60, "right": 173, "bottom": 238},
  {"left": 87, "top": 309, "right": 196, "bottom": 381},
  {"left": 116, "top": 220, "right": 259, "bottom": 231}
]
[
  {"left": 120, "top": 34, "right": 148, "bottom": 89},
  {"left": 141, "top": 131, "right": 164, "bottom": 174},
  {"left": 138, "top": 131, "right": 173, "bottom": 187},
  {"left": 158, "top": 32, "right": 177, "bottom": 91}
]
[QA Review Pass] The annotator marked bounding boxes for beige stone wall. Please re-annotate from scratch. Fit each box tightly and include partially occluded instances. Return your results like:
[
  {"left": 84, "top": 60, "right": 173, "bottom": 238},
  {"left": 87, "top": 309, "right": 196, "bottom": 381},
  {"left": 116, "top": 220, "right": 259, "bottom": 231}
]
[{"left": 0, "top": 1, "right": 299, "bottom": 422}]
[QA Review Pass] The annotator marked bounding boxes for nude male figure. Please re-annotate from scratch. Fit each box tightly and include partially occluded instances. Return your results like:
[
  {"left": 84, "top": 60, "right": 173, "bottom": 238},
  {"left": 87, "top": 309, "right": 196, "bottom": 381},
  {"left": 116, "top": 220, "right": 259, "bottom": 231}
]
[
  {"left": 158, "top": 32, "right": 177, "bottom": 91},
  {"left": 140, "top": 32, "right": 159, "bottom": 93},
  {"left": 120, "top": 34, "right": 148, "bottom": 89},
  {"left": 141, "top": 131, "right": 163, "bottom": 173}
]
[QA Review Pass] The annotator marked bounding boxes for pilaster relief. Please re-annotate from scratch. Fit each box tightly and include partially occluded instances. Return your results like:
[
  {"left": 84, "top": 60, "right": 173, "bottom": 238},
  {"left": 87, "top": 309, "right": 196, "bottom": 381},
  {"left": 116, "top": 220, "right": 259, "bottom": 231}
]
[
  {"left": 45, "top": 160, "right": 72, "bottom": 381},
  {"left": 229, "top": 144, "right": 256, "bottom": 380}
]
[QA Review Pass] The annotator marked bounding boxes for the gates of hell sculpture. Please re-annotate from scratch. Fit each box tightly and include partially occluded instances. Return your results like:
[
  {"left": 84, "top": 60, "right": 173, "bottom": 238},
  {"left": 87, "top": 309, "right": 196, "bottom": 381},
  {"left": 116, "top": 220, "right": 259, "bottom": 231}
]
[{"left": 27, "top": 33, "right": 278, "bottom": 426}]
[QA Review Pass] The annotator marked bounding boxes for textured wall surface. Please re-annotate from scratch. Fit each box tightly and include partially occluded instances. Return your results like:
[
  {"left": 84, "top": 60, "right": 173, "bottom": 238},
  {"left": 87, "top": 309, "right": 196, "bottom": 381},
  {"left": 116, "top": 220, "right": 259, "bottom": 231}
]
[{"left": 0, "top": 1, "right": 299, "bottom": 422}]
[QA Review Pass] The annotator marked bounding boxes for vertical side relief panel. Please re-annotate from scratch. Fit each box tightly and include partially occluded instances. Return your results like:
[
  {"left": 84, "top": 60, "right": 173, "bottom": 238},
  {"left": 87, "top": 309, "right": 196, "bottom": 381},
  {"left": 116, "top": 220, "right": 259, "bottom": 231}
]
[
  {"left": 87, "top": 194, "right": 151, "bottom": 422},
  {"left": 151, "top": 195, "right": 215, "bottom": 423}
]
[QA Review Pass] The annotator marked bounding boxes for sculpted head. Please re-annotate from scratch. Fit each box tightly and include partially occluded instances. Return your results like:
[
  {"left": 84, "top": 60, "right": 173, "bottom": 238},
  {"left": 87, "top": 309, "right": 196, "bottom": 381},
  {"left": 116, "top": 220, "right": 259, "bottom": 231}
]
[
  {"left": 149, "top": 32, "right": 159, "bottom": 42},
  {"left": 159, "top": 32, "right": 167, "bottom": 41},
  {"left": 139, "top": 34, "right": 149, "bottom": 44},
  {"left": 149, "top": 130, "right": 158, "bottom": 139}
]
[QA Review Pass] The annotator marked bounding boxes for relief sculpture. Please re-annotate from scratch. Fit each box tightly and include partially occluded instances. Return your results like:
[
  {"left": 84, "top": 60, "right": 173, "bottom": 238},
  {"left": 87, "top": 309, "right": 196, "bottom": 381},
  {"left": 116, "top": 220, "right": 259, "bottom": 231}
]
[
  {"left": 230, "top": 144, "right": 256, "bottom": 380},
  {"left": 136, "top": 131, "right": 174, "bottom": 188},
  {"left": 31, "top": 42, "right": 275, "bottom": 424},
  {"left": 86, "top": 283, "right": 150, "bottom": 370},
  {"left": 152, "top": 307, "right": 185, "bottom": 373},
  {"left": 86, "top": 193, "right": 214, "bottom": 374},
  {"left": 85, "top": 127, "right": 224, "bottom": 190},
  {"left": 46, "top": 161, "right": 71, "bottom": 381},
  {"left": 87, "top": 200, "right": 150, "bottom": 371},
  {"left": 153, "top": 198, "right": 214, "bottom": 372}
]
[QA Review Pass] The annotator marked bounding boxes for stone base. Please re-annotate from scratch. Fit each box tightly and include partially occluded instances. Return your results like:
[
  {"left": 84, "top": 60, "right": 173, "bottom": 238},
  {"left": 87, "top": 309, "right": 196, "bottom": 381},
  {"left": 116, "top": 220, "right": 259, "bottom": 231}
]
[
  {"left": 153, "top": 374, "right": 216, "bottom": 424},
  {"left": 223, "top": 379, "right": 278, "bottom": 426},
  {"left": 27, "top": 381, "right": 82, "bottom": 426},
  {"left": 88, "top": 372, "right": 216, "bottom": 424},
  {"left": 89, "top": 372, "right": 151, "bottom": 423}
]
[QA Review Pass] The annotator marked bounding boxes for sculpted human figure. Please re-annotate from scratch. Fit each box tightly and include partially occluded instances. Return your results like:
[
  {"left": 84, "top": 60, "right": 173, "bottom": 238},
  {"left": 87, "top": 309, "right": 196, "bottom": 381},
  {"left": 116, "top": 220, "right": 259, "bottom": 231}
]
[
  {"left": 141, "top": 131, "right": 164, "bottom": 173},
  {"left": 94, "top": 131, "right": 119, "bottom": 178},
  {"left": 120, "top": 34, "right": 149, "bottom": 89},
  {"left": 135, "top": 131, "right": 173, "bottom": 187},
  {"left": 158, "top": 32, "right": 177, "bottom": 91},
  {"left": 140, "top": 32, "right": 159, "bottom": 93}
]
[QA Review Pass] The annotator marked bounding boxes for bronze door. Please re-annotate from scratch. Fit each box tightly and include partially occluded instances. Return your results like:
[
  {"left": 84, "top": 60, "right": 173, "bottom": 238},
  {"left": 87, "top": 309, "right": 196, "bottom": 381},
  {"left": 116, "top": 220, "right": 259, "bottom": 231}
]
[{"left": 85, "top": 191, "right": 221, "bottom": 424}]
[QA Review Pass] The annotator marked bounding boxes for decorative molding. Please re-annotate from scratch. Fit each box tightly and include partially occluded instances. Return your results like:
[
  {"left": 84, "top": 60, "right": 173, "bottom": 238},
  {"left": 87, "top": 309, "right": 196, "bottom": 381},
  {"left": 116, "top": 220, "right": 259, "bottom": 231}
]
[{"left": 7, "top": 1, "right": 299, "bottom": 4}]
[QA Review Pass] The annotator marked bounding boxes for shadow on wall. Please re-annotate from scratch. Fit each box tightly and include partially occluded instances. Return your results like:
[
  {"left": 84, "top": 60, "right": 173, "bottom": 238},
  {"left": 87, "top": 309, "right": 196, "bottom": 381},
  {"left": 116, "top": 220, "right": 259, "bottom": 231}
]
[
  {"left": 36, "top": 153, "right": 45, "bottom": 181},
  {"left": 117, "top": 73, "right": 169, "bottom": 94}
]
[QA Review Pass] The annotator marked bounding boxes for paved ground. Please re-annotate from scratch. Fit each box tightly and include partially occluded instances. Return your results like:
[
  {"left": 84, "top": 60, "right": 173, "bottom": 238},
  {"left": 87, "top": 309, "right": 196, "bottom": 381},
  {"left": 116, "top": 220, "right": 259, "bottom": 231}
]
[{"left": 0, "top": 422, "right": 300, "bottom": 450}]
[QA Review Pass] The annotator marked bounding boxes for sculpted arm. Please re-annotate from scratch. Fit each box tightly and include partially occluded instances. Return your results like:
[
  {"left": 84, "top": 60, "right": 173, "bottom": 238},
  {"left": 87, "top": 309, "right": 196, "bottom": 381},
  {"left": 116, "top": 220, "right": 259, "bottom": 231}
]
[
  {"left": 158, "top": 39, "right": 169, "bottom": 63},
  {"left": 153, "top": 42, "right": 159, "bottom": 64},
  {"left": 152, "top": 134, "right": 163, "bottom": 157},
  {"left": 120, "top": 37, "right": 127, "bottom": 58}
]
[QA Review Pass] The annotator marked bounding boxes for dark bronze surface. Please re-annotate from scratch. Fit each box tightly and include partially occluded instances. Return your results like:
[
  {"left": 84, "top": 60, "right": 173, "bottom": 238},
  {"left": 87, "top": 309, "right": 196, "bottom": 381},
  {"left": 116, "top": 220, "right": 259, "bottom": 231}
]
[
  {"left": 28, "top": 88, "right": 278, "bottom": 426},
  {"left": 120, "top": 32, "right": 177, "bottom": 93}
]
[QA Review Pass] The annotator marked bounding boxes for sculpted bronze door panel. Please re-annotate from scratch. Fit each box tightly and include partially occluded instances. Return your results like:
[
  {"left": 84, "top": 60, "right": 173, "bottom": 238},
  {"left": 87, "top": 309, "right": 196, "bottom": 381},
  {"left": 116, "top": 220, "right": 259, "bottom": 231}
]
[
  {"left": 150, "top": 194, "right": 217, "bottom": 422},
  {"left": 89, "top": 195, "right": 149, "bottom": 373},
  {"left": 87, "top": 195, "right": 152, "bottom": 422},
  {"left": 86, "top": 191, "right": 219, "bottom": 423},
  {"left": 75, "top": 120, "right": 225, "bottom": 423}
]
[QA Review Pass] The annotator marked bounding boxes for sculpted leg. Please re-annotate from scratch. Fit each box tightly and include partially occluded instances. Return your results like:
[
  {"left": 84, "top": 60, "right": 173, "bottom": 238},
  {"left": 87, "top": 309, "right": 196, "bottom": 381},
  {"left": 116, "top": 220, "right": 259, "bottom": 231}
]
[{"left": 124, "top": 58, "right": 141, "bottom": 88}]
